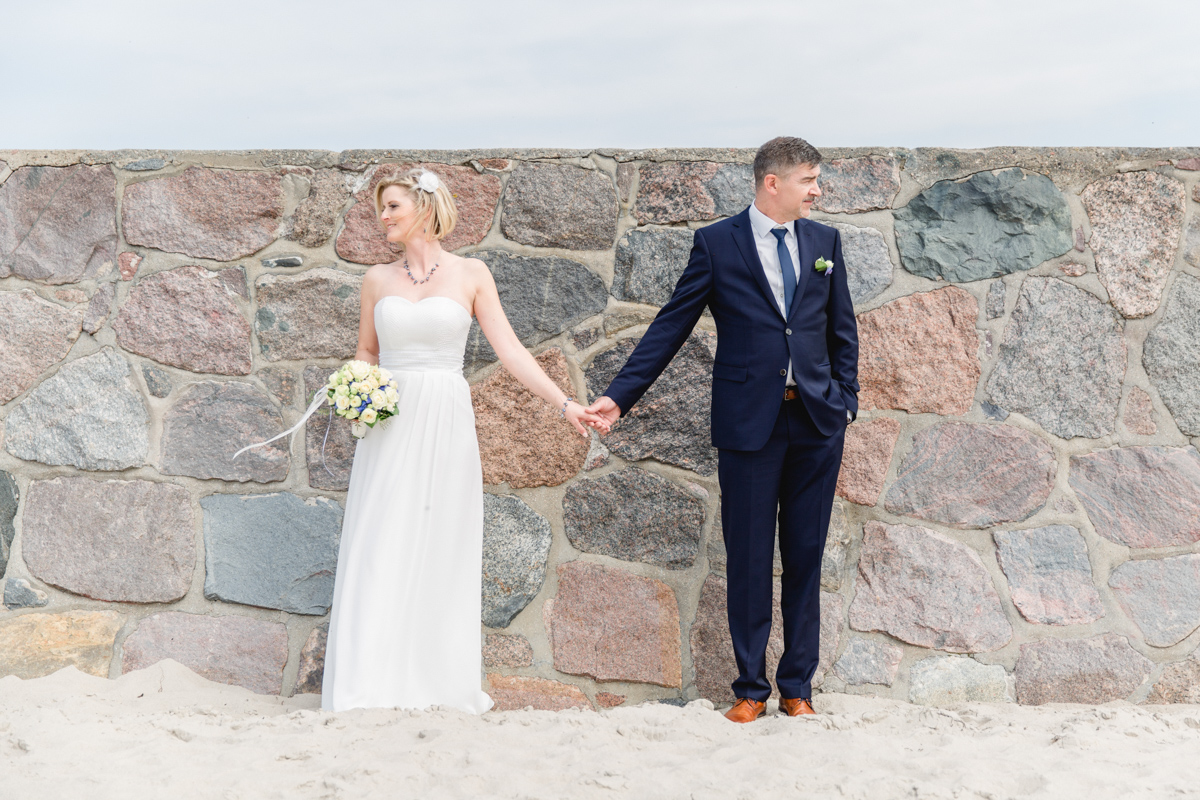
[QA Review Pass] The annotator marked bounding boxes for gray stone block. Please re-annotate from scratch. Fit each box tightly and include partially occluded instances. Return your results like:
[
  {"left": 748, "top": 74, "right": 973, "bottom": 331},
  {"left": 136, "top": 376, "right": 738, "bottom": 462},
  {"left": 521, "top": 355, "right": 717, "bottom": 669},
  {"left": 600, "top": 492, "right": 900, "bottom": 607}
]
[
  {"left": 993, "top": 525, "right": 1103, "bottom": 626},
  {"left": 500, "top": 162, "right": 618, "bottom": 250},
  {"left": 829, "top": 222, "right": 894, "bottom": 306},
  {"left": 141, "top": 363, "right": 172, "bottom": 398},
  {"left": 986, "top": 278, "right": 1125, "bottom": 439},
  {"left": 1015, "top": 634, "right": 1153, "bottom": 705},
  {"left": 202, "top": 493, "right": 342, "bottom": 615},
  {"left": 1109, "top": 554, "right": 1200, "bottom": 647},
  {"left": 612, "top": 228, "right": 695, "bottom": 307},
  {"left": 3, "top": 578, "right": 48, "bottom": 609},
  {"left": 481, "top": 494, "right": 552, "bottom": 628},
  {"left": 895, "top": 168, "right": 1073, "bottom": 283},
  {"left": 161, "top": 381, "right": 289, "bottom": 483},
  {"left": 1144, "top": 274, "right": 1200, "bottom": 436},
  {"left": 3, "top": 348, "right": 149, "bottom": 471},
  {"left": 0, "top": 471, "right": 16, "bottom": 579},
  {"left": 909, "top": 656, "right": 1011, "bottom": 706},
  {"left": 833, "top": 637, "right": 903, "bottom": 686}
]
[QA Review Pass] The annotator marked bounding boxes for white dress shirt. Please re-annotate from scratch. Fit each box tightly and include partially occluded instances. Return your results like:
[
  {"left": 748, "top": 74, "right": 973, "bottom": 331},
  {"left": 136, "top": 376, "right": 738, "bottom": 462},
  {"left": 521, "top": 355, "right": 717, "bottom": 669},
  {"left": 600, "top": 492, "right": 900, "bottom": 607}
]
[{"left": 748, "top": 202, "right": 800, "bottom": 386}]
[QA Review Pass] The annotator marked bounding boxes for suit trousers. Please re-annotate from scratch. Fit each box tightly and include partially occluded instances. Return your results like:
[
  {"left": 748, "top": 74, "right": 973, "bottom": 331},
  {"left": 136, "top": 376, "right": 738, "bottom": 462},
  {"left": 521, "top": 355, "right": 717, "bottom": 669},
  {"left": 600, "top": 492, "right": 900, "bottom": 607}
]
[{"left": 717, "top": 396, "right": 846, "bottom": 701}]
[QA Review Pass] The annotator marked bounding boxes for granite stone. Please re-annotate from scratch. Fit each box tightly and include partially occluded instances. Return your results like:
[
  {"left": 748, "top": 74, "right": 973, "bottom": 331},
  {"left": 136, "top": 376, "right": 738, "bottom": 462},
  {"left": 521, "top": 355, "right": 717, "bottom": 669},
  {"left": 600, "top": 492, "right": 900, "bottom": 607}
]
[
  {"left": 123, "top": 158, "right": 166, "bottom": 171},
  {"left": 604, "top": 308, "right": 657, "bottom": 336},
  {"left": 993, "top": 525, "right": 1104, "bottom": 626},
  {"left": 822, "top": 500, "right": 852, "bottom": 592},
  {"left": 81, "top": 282, "right": 116, "bottom": 334},
  {"left": 895, "top": 169, "right": 1073, "bottom": 282},
  {"left": 473, "top": 349, "right": 588, "bottom": 488},
  {"left": 1144, "top": 653, "right": 1200, "bottom": 704},
  {"left": 986, "top": 278, "right": 1126, "bottom": 439},
  {"left": 583, "top": 434, "right": 610, "bottom": 471},
  {"left": 303, "top": 366, "right": 355, "bottom": 491},
  {"left": 1183, "top": 216, "right": 1200, "bottom": 269},
  {"left": 1109, "top": 554, "right": 1200, "bottom": 647},
  {"left": 202, "top": 493, "right": 342, "bottom": 615},
  {"left": 562, "top": 467, "right": 705, "bottom": 570},
  {"left": 0, "top": 471, "right": 17, "bottom": 578},
  {"left": 829, "top": 222, "right": 894, "bottom": 306},
  {"left": 294, "top": 625, "right": 327, "bottom": 694},
  {"left": 849, "top": 521, "right": 1013, "bottom": 652},
  {"left": 261, "top": 256, "right": 303, "bottom": 268},
  {"left": 1015, "top": 635, "right": 1153, "bottom": 705},
  {"left": 0, "top": 289, "right": 83, "bottom": 404},
  {"left": 55, "top": 287, "right": 87, "bottom": 304},
  {"left": 634, "top": 162, "right": 753, "bottom": 224},
  {"left": 3, "top": 578, "right": 49, "bottom": 609},
  {"left": 255, "top": 267, "right": 361, "bottom": 362},
  {"left": 544, "top": 561, "right": 681, "bottom": 687},
  {"left": 121, "top": 612, "right": 289, "bottom": 695},
  {"left": 1143, "top": 275, "right": 1200, "bottom": 436},
  {"left": 986, "top": 280, "right": 1006, "bottom": 320},
  {"left": 1058, "top": 261, "right": 1087, "bottom": 277},
  {"left": 482, "top": 494, "right": 553, "bottom": 628},
  {"left": 596, "top": 692, "right": 626, "bottom": 708},
  {"left": 22, "top": 477, "right": 193, "bottom": 603},
  {"left": 908, "top": 656, "right": 1011, "bottom": 706},
  {"left": 835, "top": 417, "right": 901, "bottom": 507},
  {"left": 118, "top": 252, "right": 141, "bottom": 280},
  {"left": 141, "top": 363, "right": 171, "bottom": 398},
  {"left": 483, "top": 633, "right": 534, "bottom": 669},
  {"left": 4, "top": 348, "right": 149, "bottom": 471},
  {"left": 815, "top": 156, "right": 901, "bottom": 214},
  {"left": 585, "top": 332, "right": 718, "bottom": 475},
  {"left": 260, "top": 367, "right": 297, "bottom": 408},
  {"left": 0, "top": 165, "right": 117, "bottom": 284},
  {"left": 1081, "top": 171, "right": 1186, "bottom": 318},
  {"left": 487, "top": 675, "right": 592, "bottom": 712},
  {"left": 336, "top": 163, "right": 500, "bottom": 263},
  {"left": 0, "top": 611, "right": 122, "bottom": 679},
  {"left": 286, "top": 169, "right": 354, "bottom": 248},
  {"left": 161, "top": 381, "right": 289, "bottom": 483},
  {"left": 1069, "top": 446, "right": 1200, "bottom": 548},
  {"left": 463, "top": 251, "right": 608, "bottom": 373},
  {"left": 113, "top": 265, "right": 253, "bottom": 375},
  {"left": 1123, "top": 387, "right": 1158, "bottom": 436},
  {"left": 122, "top": 167, "right": 284, "bottom": 261},
  {"left": 884, "top": 423, "right": 1056, "bottom": 528},
  {"left": 833, "top": 637, "right": 904, "bottom": 686},
  {"left": 500, "top": 163, "right": 617, "bottom": 250},
  {"left": 612, "top": 228, "right": 695, "bottom": 307},
  {"left": 857, "top": 287, "right": 980, "bottom": 416}
]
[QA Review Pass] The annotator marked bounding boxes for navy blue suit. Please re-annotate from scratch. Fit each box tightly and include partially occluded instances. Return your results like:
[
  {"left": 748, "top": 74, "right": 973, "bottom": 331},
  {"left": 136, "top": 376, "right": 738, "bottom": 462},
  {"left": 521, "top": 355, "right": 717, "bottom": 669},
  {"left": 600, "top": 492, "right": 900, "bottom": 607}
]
[{"left": 604, "top": 207, "right": 859, "bottom": 701}]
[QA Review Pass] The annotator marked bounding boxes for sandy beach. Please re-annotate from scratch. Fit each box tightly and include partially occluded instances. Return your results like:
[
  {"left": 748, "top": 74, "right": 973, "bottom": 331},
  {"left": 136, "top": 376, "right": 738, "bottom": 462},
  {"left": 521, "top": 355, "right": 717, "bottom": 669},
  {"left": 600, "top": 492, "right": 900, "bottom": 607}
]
[{"left": 0, "top": 661, "right": 1197, "bottom": 800}]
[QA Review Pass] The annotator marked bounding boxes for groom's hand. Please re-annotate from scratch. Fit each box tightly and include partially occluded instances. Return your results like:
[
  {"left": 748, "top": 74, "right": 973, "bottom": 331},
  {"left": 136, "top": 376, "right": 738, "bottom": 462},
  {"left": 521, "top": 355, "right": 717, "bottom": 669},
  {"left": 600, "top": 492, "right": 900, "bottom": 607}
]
[{"left": 586, "top": 396, "right": 621, "bottom": 432}]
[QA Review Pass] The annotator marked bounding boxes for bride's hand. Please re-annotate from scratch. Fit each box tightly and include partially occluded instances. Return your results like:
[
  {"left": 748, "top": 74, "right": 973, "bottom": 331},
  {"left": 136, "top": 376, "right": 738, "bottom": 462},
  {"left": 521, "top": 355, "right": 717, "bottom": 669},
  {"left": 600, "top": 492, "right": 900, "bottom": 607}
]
[{"left": 565, "top": 401, "right": 611, "bottom": 437}]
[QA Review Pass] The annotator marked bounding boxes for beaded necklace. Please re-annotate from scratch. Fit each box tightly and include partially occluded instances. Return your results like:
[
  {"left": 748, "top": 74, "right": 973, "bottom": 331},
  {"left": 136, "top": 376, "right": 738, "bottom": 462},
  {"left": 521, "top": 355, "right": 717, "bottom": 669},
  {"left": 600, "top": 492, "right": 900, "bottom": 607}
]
[{"left": 403, "top": 259, "right": 439, "bottom": 285}]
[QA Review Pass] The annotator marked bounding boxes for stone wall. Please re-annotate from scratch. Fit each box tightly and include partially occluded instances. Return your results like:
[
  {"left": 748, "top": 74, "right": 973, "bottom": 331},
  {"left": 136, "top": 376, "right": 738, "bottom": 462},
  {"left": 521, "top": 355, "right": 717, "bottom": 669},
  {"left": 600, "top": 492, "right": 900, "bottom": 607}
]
[{"left": 1, "top": 147, "right": 1199, "bottom": 708}]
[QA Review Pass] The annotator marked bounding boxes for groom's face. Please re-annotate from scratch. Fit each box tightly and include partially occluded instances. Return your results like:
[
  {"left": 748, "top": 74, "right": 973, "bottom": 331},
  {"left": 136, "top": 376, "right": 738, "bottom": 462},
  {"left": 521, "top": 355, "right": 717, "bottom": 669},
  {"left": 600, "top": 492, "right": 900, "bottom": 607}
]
[{"left": 772, "top": 163, "right": 822, "bottom": 219}]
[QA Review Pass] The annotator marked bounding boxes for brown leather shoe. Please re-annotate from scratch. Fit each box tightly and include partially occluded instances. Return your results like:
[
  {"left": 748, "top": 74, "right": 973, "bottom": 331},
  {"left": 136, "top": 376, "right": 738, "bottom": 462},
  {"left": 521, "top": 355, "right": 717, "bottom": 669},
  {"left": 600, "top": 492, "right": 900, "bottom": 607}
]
[
  {"left": 723, "top": 698, "right": 767, "bottom": 723},
  {"left": 780, "top": 697, "right": 816, "bottom": 716}
]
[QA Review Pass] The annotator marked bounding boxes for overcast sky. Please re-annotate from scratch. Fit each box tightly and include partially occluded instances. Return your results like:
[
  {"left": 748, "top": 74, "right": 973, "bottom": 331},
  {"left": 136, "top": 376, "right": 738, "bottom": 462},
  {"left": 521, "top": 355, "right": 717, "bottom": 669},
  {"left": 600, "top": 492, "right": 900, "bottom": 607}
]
[{"left": 4, "top": 0, "right": 1198, "bottom": 150}]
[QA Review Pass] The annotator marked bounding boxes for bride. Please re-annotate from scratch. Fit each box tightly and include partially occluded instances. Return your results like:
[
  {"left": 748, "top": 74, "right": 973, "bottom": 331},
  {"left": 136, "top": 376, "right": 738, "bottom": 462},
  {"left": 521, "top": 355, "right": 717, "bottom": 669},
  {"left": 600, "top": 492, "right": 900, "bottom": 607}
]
[{"left": 320, "top": 168, "right": 608, "bottom": 713}]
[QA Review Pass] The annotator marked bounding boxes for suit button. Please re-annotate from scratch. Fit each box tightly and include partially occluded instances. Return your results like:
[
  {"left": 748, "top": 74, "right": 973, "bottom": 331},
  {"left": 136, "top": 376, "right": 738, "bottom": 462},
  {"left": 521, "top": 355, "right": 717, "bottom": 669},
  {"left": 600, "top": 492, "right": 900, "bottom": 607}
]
[
  {"left": 779, "top": 369, "right": 787, "bottom": 376},
  {"left": 785, "top": 328, "right": 792, "bottom": 335}
]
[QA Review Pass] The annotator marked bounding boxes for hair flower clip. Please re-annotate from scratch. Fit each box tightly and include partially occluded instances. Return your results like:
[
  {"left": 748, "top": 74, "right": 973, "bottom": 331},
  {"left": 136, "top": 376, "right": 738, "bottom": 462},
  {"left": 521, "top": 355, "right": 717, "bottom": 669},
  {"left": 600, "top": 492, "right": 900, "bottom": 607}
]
[{"left": 417, "top": 172, "right": 440, "bottom": 193}]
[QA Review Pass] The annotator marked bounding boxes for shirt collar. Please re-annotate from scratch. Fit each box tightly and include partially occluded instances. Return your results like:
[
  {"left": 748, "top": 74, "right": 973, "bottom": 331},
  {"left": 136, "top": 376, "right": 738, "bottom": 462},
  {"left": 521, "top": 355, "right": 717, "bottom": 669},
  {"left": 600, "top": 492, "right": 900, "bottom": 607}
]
[{"left": 748, "top": 202, "right": 794, "bottom": 240}]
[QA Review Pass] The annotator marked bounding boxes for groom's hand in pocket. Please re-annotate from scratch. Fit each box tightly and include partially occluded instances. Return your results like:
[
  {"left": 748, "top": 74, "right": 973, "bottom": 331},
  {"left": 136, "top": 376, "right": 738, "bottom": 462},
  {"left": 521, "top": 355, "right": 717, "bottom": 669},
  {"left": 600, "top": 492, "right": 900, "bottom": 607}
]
[{"left": 586, "top": 396, "right": 621, "bottom": 433}]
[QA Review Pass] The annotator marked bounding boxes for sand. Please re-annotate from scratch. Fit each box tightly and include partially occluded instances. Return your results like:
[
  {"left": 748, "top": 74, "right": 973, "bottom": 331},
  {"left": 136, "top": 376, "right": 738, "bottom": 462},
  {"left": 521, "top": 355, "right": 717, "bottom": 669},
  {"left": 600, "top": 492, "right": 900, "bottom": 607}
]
[{"left": 1, "top": 661, "right": 1198, "bottom": 799}]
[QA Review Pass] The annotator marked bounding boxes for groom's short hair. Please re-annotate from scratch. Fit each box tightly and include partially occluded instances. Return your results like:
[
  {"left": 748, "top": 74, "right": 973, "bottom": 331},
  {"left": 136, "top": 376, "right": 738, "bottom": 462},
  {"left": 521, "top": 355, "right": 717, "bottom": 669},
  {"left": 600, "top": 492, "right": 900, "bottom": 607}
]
[{"left": 754, "top": 137, "right": 823, "bottom": 187}]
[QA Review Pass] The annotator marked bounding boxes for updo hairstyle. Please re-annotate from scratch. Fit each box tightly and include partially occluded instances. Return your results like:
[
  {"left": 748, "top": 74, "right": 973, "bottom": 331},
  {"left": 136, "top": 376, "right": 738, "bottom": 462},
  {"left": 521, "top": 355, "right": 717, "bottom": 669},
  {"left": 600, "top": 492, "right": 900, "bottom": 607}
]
[{"left": 373, "top": 168, "right": 458, "bottom": 242}]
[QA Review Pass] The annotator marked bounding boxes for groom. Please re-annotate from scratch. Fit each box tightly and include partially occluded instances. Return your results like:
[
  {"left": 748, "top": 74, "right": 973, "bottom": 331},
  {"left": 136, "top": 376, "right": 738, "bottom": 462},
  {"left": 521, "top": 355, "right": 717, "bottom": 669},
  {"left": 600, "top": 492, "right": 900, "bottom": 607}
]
[{"left": 588, "top": 137, "right": 858, "bottom": 722}]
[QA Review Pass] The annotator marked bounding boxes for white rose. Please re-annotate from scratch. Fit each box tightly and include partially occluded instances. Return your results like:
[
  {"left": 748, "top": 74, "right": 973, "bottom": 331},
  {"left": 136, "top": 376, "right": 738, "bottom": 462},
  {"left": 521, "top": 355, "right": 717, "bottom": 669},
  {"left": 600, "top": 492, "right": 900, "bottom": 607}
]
[
  {"left": 334, "top": 384, "right": 350, "bottom": 397},
  {"left": 418, "top": 171, "right": 440, "bottom": 193},
  {"left": 350, "top": 421, "right": 368, "bottom": 439},
  {"left": 327, "top": 372, "right": 340, "bottom": 388},
  {"left": 385, "top": 387, "right": 399, "bottom": 405},
  {"left": 362, "top": 376, "right": 379, "bottom": 392},
  {"left": 378, "top": 368, "right": 393, "bottom": 384},
  {"left": 349, "top": 360, "right": 371, "bottom": 381},
  {"left": 345, "top": 408, "right": 359, "bottom": 420},
  {"left": 370, "top": 389, "right": 387, "bottom": 408},
  {"left": 360, "top": 408, "right": 378, "bottom": 424},
  {"left": 335, "top": 395, "right": 351, "bottom": 411}
]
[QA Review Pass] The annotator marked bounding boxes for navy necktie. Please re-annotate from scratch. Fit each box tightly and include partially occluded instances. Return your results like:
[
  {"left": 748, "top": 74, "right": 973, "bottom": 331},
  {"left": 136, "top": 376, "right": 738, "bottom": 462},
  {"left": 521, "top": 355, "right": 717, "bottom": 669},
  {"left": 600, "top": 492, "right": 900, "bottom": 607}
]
[{"left": 770, "top": 226, "right": 797, "bottom": 315}]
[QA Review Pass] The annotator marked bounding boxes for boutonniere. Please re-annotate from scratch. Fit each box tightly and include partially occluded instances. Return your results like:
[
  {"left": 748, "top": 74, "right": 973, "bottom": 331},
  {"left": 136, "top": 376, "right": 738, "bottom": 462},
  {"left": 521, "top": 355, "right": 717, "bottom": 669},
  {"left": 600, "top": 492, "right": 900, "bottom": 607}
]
[{"left": 814, "top": 257, "right": 834, "bottom": 274}]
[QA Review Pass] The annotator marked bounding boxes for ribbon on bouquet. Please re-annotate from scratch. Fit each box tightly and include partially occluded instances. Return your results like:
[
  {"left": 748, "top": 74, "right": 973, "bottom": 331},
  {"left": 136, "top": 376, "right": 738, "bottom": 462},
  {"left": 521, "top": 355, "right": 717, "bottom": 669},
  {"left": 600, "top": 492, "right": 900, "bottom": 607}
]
[{"left": 231, "top": 390, "right": 340, "bottom": 477}]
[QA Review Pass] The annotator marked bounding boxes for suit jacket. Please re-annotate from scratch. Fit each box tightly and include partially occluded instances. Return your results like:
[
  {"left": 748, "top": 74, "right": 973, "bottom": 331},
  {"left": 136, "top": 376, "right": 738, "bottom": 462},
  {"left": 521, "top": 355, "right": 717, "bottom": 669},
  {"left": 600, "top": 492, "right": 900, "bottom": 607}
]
[{"left": 603, "top": 207, "right": 860, "bottom": 450}]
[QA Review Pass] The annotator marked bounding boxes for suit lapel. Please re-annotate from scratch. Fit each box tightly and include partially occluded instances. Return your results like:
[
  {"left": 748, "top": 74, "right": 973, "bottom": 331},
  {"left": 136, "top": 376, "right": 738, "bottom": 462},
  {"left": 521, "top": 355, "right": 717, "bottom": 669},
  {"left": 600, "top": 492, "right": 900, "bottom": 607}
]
[
  {"left": 789, "top": 219, "right": 813, "bottom": 320},
  {"left": 730, "top": 208, "right": 786, "bottom": 321}
]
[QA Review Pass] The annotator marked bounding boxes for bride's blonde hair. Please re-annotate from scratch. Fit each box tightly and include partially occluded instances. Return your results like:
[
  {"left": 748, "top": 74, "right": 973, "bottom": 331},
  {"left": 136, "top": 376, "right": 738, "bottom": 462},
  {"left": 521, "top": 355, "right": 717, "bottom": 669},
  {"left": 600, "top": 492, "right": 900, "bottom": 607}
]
[{"left": 374, "top": 168, "right": 458, "bottom": 242}]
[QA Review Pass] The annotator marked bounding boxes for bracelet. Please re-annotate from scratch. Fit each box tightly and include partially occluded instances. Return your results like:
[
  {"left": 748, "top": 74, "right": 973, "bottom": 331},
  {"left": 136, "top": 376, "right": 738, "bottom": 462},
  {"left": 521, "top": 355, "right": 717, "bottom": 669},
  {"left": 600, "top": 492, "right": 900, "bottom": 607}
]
[{"left": 560, "top": 397, "right": 575, "bottom": 417}]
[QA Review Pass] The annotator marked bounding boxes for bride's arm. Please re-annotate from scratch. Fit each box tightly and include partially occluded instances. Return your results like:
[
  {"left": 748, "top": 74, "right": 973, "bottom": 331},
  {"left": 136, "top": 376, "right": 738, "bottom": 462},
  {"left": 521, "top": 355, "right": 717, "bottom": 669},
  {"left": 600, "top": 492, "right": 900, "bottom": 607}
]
[
  {"left": 354, "top": 267, "right": 384, "bottom": 365},
  {"left": 471, "top": 260, "right": 608, "bottom": 437}
]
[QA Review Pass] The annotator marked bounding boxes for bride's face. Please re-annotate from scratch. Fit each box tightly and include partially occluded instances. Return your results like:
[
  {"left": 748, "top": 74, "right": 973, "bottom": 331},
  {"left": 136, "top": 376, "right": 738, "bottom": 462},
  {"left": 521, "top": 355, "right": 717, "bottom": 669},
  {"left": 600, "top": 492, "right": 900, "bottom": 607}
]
[{"left": 379, "top": 186, "right": 425, "bottom": 243}]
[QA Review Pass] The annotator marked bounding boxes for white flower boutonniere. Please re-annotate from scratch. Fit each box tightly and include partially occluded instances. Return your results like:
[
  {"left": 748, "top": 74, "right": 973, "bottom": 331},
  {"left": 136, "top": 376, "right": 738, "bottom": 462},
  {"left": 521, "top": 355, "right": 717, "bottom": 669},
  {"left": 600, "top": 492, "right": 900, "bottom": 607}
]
[{"left": 814, "top": 257, "right": 834, "bottom": 274}]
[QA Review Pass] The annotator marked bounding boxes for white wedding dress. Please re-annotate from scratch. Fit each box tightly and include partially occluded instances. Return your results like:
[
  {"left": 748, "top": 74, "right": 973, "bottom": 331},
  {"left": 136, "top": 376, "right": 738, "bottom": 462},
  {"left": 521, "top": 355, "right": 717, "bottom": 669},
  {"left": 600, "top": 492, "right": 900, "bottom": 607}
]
[{"left": 321, "top": 295, "right": 494, "bottom": 714}]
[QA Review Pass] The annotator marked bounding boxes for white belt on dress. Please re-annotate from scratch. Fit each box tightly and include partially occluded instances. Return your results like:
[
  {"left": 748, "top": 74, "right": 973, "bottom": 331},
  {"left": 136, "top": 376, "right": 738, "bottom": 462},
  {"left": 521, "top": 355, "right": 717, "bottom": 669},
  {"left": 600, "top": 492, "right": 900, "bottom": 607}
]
[{"left": 378, "top": 349, "right": 463, "bottom": 373}]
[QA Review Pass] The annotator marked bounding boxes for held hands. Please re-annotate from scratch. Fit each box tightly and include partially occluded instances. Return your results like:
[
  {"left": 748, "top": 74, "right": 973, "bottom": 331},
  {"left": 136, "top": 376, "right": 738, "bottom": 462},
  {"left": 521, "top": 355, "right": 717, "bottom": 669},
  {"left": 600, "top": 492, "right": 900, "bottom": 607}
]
[
  {"left": 585, "top": 396, "right": 621, "bottom": 433},
  {"left": 564, "top": 400, "right": 612, "bottom": 438}
]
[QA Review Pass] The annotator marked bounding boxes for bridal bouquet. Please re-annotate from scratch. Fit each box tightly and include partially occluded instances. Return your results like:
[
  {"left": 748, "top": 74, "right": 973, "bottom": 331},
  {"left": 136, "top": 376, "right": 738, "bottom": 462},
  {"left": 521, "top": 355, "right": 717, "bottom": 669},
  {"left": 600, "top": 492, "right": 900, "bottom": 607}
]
[{"left": 325, "top": 360, "right": 400, "bottom": 439}]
